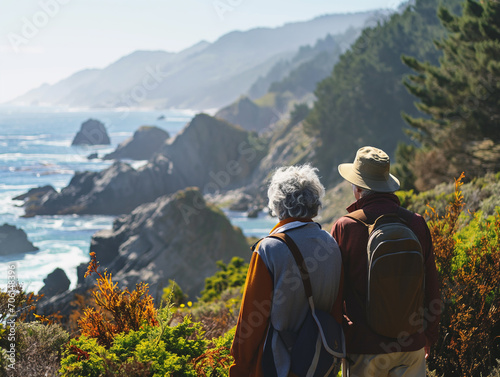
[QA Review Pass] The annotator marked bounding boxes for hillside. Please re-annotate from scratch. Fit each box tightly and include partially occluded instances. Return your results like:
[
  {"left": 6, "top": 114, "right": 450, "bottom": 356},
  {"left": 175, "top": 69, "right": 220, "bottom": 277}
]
[
  {"left": 10, "top": 11, "right": 379, "bottom": 110},
  {"left": 305, "top": 0, "right": 464, "bottom": 184}
]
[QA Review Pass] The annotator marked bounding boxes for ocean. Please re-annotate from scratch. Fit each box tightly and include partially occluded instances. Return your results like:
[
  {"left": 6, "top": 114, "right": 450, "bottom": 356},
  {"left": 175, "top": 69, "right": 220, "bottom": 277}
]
[{"left": 0, "top": 105, "right": 276, "bottom": 294}]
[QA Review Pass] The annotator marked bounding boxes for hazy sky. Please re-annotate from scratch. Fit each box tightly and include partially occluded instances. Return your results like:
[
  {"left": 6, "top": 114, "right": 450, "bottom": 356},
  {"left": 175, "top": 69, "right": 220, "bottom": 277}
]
[{"left": 0, "top": 0, "right": 406, "bottom": 103}]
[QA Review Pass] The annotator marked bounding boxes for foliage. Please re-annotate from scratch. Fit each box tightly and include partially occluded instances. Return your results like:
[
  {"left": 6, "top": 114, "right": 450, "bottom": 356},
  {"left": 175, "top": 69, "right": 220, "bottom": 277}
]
[
  {"left": 426, "top": 173, "right": 500, "bottom": 376},
  {"left": 403, "top": 0, "right": 500, "bottom": 189},
  {"left": 60, "top": 314, "right": 206, "bottom": 377},
  {"left": 3, "top": 322, "right": 69, "bottom": 377},
  {"left": 0, "top": 281, "right": 41, "bottom": 324},
  {"left": 199, "top": 257, "right": 248, "bottom": 303},
  {"left": 392, "top": 142, "right": 418, "bottom": 191},
  {"left": 397, "top": 172, "right": 500, "bottom": 219},
  {"left": 289, "top": 103, "right": 311, "bottom": 127},
  {"left": 0, "top": 280, "right": 62, "bottom": 375},
  {"left": 162, "top": 280, "right": 188, "bottom": 307},
  {"left": 78, "top": 252, "right": 158, "bottom": 348},
  {"left": 61, "top": 270, "right": 206, "bottom": 377},
  {"left": 193, "top": 328, "right": 235, "bottom": 377},
  {"left": 305, "top": 0, "right": 462, "bottom": 183}
]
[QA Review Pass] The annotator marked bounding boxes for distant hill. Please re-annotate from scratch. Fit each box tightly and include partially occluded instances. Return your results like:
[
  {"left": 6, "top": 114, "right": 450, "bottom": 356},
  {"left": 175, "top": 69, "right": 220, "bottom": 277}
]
[
  {"left": 247, "top": 31, "right": 355, "bottom": 101},
  {"left": 10, "top": 11, "right": 381, "bottom": 110}
]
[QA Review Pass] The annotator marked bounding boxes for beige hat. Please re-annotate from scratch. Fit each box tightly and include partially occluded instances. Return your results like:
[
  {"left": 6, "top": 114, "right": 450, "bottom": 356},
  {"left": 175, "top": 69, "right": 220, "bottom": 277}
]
[{"left": 338, "top": 146, "right": 400, "bottom": 192}]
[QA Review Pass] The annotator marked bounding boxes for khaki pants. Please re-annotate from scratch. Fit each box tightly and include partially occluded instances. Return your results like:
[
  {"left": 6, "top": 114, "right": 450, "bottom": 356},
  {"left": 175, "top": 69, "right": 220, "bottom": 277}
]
[{"left": 348, "top": 348, "right": 425, "bottom": 377}]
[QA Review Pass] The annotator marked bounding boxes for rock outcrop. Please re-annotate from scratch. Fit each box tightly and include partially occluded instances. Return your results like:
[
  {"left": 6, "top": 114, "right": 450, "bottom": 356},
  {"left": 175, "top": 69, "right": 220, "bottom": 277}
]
[
  {"left": 71, "top": 119, "right": 110, "bottom": 146},
  {"left": 0, "top": 224, "right": 38, "bottom": 255},
  {"left": 103, "top": 126, "right": 169, "bottom": 161},
  {"left": 215, "top": 96, "right": 277, "bottom": 132},
  {"left": 13, "top": 185, "right": 56, "bottom": 201},
  {"left": 22, "top": 114, "right": 266, "bottom": 216},
  {"left": 37, "top": 187, "right": 251, "bottom": 316},
  {"left": 94, "top": 187, "right": 250, "bottom": 299},
  {"left": 38, "top": 268, "right": 70, "bottom": 298}
]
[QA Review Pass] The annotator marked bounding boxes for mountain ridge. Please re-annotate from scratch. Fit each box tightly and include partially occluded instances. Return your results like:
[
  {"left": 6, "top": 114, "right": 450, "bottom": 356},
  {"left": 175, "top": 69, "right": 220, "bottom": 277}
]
[{"left": 10, "top": 11, "right": 381, "bottom": 110}]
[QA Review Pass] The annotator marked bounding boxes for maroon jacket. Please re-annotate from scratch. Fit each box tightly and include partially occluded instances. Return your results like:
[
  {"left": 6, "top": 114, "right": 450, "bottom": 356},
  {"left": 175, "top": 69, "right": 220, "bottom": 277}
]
[{"left": 331, "top": 193, "right": 441, "bottom": 354}]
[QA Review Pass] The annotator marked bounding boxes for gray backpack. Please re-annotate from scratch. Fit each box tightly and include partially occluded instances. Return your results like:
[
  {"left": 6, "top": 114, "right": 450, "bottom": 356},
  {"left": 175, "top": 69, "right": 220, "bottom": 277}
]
[{"left": 347, "top": 208, "right": 425, "bottom": 338}]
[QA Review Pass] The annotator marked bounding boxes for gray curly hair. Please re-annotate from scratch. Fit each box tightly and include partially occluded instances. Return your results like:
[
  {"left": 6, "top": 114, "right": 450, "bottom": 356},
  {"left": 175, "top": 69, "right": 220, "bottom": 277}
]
[{"left": 267, "top": 164, "right": 325, "bottom": 220}]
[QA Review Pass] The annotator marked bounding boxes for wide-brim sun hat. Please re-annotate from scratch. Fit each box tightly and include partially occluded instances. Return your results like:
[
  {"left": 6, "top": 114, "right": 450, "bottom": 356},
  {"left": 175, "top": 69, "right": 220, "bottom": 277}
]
[{"left": 338, "top": 146, "right": 400, "bottom": 192}]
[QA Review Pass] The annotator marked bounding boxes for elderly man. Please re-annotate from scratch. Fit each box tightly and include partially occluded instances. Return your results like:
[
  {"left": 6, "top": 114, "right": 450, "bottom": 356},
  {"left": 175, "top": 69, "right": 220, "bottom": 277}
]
[
  {"left": 331, "top": 146, "right": 441, "bottom": 377},
  {"left": 230, "top": 164, "right": 343, "bottom": 377}
]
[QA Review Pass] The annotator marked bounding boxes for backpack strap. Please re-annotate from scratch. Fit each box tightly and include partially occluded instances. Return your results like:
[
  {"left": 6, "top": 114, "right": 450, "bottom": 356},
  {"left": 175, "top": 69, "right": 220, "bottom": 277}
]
[
  {"left": 346, "top": 207, "right": 415, "bottom": 232},
  {"left": 268, "top": 232, "right": 313, "bottom": 299}
]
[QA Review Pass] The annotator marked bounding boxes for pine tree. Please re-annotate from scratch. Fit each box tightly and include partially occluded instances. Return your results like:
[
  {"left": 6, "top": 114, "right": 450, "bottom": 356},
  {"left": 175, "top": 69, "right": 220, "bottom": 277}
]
[
  {"left": 402, "top": 0, "right": 500, "bottom": 187},
  {"left": 304, "top": 0, "right": 459, "bottom": 183}
]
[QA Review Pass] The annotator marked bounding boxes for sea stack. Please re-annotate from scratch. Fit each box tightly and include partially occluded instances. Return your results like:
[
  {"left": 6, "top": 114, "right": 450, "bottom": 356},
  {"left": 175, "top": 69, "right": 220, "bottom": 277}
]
[
  {"left": 38, "top": 268, "right": 71, "bottom": 297},
  {"left": 0, "top": 223, "right": 39, "bottom": 255},
  {"left": 72, "top": 119, "right": 110, "bottom": 145}
]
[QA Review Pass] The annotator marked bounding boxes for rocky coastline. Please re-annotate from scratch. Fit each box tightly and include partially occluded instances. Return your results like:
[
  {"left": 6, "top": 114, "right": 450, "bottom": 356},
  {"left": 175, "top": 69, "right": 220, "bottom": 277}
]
[{"left": 37, "top": 187, "right": 251, "bottom": 316}]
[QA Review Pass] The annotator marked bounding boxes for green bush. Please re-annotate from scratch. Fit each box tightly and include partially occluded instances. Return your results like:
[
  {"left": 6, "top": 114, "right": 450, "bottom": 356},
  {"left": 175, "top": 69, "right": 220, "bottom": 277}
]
[
  {"left": 199, "top": 257, "right": 248, "bottom": 303},
  {"left": 60, "top": 313, "right": 206, "bottom": 377}
]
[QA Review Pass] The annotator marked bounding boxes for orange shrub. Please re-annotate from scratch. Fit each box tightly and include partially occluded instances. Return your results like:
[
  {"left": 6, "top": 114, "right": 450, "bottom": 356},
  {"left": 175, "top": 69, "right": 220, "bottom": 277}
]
[
  {"left": 426, "top": 174, "right": 500, "bottom": 376},
  {"left": 77, "top": 252, "right": 158, "bottom": 347}
]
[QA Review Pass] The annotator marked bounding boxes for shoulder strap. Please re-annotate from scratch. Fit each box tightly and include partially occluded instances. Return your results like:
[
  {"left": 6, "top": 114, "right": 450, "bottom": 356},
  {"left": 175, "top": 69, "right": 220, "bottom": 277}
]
[
  {"left": 346, "top": 207, "right": 415, "bottom": 228},
  {"left": 268, "top": 233, "right": 313, "bottom": 299}
]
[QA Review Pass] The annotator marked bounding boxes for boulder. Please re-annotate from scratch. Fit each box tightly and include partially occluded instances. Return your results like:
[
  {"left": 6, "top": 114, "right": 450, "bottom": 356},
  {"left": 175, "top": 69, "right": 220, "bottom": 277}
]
[
  {"left": 38, "top": 268, "right": 70, "bottom": 298},
  {"left": 22, "top": 113, "right": 266, "bottom": 216},
  {"left": 103, "top": 126, "right": 169, "bottom": 161},
  {"left": 0, "top": 224, "right": 38, "bottom": 255},
  {"left": 71, "top": 119, "right": 110, "bottom": 145}
]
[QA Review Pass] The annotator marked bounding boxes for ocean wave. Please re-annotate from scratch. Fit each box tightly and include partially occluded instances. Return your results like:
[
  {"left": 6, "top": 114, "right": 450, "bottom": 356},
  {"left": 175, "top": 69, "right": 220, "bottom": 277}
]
[
  {"left": 0, "top": 244, "right": 89, "bottom": 293},
  {"left": 0, "top": 153, "right": 85, "bottom": 162},
  {"left": 110, "top": 131, "right": 133, "bottom": 137},
  {"left": 0, "top": 183, "right": 37, "bottom": 190},
  {"left": 0, "top": 134, "right": 50, "bottom": 140},
  {"left": 24, "top": 139, "right": 72, "bottom": 147}
]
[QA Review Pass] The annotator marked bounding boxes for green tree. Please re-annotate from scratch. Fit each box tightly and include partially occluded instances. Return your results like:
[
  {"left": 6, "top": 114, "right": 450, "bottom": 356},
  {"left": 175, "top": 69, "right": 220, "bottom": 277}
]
[
  {"left": 305, "top": 0, "right": 461, "bottom": 183},
  {"left": 402, "top": 0, "right": 500, "bottom": 189}
]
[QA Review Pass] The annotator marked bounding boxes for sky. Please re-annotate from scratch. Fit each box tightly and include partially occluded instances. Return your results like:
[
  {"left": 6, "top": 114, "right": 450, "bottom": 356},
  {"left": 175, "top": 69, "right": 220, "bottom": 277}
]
[{"left": 0, "top": 0, "right": 406, "bottom": 103}]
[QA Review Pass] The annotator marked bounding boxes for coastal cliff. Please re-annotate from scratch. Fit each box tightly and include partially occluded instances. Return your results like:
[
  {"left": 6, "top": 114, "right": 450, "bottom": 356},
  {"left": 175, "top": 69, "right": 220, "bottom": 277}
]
[{"left": 21, "top": 114, "right": 266, "bottom": 216}]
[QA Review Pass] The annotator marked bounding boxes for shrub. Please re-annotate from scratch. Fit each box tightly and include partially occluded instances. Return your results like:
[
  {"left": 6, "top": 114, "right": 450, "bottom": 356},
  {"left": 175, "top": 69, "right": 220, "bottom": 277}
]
[
  {"left": 60, "top": 313, "right": 206, "bottom": 377},
  {"left": 78, "top": 252, "right": 158, "bottom": 347},
  {"left": 426, "top": 174, "right": 500, "bottom": 377},
  {"left": 199, "top": 257, "right": 248, "bottom": 303},
  {"left": 60, "top": 253, "right": 207, "bottom": 376},
  {"left": 193, "top": 327, "right": 235, "bottom": 377},
  {"left": 5, "top": 322, "right": 69, "bottom": 377}
]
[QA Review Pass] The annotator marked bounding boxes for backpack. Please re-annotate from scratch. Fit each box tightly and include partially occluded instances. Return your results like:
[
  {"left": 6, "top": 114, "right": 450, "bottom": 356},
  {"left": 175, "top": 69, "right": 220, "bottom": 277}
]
[
  {"left": 347, "top": 207, "right": 425, "bottom": 338},
  {"left": 263, "top": 232, "right": 346, "bottom": 377}
]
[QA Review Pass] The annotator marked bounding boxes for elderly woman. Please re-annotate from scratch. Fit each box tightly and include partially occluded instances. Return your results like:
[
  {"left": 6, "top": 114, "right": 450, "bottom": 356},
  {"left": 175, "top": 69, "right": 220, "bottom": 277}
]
[{"left": 229, "top": 164, "right": 343, "bottom": 377}]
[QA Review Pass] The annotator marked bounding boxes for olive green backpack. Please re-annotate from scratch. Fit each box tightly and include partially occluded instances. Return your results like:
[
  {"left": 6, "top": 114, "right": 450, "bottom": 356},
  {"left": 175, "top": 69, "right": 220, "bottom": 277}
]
[{"left": 347, "top": 208, "right": 425, "bottom": 338}]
